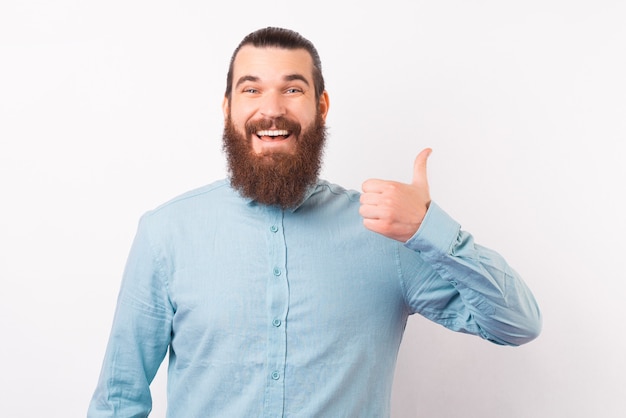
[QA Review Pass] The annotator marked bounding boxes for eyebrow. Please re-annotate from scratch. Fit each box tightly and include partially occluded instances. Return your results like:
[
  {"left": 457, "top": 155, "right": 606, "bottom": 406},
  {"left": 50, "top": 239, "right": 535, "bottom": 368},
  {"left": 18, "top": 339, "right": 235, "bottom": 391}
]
[
  {"left": 235, "top": 74, "right": 310, "bottom": 88},
  {"left": 284, "top": 74, "right": 310, "bottom": 86}
]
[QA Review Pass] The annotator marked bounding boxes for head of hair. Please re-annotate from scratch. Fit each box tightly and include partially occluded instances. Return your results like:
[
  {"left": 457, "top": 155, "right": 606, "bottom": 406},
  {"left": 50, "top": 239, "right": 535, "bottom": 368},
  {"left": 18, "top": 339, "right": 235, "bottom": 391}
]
[{"left": 224, "top": 27, "right": 325, "bottom": 101}]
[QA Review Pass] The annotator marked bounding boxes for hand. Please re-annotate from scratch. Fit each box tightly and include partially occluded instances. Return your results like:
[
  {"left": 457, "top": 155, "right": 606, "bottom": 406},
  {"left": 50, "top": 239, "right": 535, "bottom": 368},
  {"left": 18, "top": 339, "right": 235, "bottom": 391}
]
[{"left": 359, "top": 148, "right": 432, "bottom": 242}]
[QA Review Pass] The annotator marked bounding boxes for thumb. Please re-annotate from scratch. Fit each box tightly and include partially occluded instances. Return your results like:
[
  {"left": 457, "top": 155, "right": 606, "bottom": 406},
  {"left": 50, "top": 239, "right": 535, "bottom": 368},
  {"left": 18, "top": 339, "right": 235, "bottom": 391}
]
[{"left": 412, "top": 147, "right": 432, "bottom": 187}]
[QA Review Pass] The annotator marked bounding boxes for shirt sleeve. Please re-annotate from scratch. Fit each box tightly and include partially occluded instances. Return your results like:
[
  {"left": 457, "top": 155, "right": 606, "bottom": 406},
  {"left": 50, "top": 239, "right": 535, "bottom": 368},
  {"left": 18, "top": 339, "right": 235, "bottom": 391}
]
[
  {"left": 87, "top": 214, "right": 173, "bottom": 417},
  {"left": 400, "top": 201, "right": 542, "bottom": 346}
]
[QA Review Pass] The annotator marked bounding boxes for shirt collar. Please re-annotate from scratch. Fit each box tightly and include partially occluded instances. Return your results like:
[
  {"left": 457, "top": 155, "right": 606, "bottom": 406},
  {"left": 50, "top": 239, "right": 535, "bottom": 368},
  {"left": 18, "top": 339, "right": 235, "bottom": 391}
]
[{"left": 228, "top": 178, "right": 321, "bottom": 213}]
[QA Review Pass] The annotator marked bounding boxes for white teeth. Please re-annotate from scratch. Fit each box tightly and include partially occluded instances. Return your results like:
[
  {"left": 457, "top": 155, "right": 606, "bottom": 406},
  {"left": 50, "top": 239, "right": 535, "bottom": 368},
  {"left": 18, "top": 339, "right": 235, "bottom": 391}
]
[{"left": 257, "top": 130, "right": 289, "bottom": 137}]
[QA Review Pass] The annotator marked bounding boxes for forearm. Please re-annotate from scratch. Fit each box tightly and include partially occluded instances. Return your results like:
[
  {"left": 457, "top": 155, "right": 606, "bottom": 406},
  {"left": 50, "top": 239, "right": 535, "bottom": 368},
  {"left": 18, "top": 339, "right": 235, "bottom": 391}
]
[
  {"left": 405, "top": 202, "right": 542, "bottom": 346},
  {"left": 88, "top": 216, "right": 173, "bottom": 416}
]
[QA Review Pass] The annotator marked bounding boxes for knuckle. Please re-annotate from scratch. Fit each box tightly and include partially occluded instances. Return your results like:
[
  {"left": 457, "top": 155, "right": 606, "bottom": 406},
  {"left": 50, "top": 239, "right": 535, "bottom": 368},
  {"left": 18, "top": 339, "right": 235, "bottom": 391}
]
[{"left": 384, "top": 182, "right": 398, "bottom": 192}]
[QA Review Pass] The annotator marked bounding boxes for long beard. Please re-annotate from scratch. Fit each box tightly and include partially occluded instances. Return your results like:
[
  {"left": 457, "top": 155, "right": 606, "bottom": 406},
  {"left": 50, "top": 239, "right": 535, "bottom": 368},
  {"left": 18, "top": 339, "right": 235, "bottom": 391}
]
[{"left": 222, "top": 113, "right": 327, "bottom": 209}]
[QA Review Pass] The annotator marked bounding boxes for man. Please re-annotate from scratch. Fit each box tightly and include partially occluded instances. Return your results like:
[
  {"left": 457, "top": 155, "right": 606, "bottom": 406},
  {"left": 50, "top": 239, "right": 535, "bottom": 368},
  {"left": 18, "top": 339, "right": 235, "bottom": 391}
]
[{"left": 88, "top": 27, "right": 541, "bottom": 417}]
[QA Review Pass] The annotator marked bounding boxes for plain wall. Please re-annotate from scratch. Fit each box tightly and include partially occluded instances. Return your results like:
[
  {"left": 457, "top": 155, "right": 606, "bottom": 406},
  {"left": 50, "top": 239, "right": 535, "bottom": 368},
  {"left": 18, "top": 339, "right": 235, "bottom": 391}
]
[{"left": 1, "top": 1, "right": 625, "bottom": 417}]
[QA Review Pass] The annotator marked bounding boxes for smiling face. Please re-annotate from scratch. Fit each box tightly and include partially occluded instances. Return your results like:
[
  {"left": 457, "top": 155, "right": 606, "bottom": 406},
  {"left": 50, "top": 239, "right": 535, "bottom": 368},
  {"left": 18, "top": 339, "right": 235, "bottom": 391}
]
[
  {"left": 221, "top": 45, "right": 330, "bottom": 208},
  {"left": 223, "top": 45, "right": 329, "bottom": 155}
]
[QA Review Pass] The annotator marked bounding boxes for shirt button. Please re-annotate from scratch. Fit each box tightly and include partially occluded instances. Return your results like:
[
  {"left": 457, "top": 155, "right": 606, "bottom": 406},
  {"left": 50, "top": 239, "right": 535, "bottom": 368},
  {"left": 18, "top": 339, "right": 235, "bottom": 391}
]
[
  {"left": 272, "top": 319, "right": 282, "bottom": 327},
  {"left": 271, "top": 371, "right": 280, "bottom": 380},
  {"left": 273, "top": 267, "right": 281, "bottom": 276},
  {"left": 270, "top": 225, "right": 278, "bottom": 233},
  {"left": 450, "top": 280, "right": 458, "bottom": 286}
]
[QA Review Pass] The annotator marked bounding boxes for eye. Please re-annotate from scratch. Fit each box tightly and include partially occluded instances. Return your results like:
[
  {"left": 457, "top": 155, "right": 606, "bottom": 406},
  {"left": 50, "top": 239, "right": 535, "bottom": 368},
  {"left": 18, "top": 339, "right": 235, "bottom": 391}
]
[
  {"left": 285, "top": 87, "right": 303, "bottom": 94},
  {"left": 243, "top": 87, "right": 259, "bottom": 94}
]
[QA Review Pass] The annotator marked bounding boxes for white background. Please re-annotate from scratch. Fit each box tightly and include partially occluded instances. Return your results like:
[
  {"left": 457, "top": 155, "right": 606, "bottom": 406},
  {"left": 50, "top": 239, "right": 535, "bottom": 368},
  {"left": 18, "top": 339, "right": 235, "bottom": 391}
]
[{"left": 1, "top": 1, "right": 625, "bottom": 417}]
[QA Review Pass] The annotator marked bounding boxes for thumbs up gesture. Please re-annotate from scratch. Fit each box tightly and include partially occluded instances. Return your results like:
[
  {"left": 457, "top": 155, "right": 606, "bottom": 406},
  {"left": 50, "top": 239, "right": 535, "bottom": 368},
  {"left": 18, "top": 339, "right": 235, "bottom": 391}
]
[{"left": 359, "top": 148, "right": 433, "bottom": 242}]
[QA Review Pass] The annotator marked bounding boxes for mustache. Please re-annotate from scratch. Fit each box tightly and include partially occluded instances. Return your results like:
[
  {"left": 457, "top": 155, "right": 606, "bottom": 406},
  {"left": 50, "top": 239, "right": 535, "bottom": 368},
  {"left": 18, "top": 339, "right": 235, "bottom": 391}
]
[{"left": 245, "top": 117, "right": 302, "bottom": 137}]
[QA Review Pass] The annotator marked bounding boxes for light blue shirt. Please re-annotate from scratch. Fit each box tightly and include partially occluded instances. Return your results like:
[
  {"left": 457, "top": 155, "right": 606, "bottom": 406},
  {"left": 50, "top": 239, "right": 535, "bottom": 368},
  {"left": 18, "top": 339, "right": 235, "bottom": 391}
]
[{"left": 88, "top": 179, "right": 541, "bottom": 417}]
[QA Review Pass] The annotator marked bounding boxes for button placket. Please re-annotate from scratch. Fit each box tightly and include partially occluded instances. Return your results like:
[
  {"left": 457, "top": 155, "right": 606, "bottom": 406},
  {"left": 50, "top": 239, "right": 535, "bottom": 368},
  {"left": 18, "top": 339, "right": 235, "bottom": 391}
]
[{"left": 263, "top": 208, "right": 288, "bottom": 414}]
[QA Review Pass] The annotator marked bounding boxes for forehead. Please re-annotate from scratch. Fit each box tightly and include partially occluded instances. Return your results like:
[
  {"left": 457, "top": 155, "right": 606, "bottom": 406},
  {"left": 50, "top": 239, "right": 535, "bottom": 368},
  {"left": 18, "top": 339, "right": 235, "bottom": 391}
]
[{"left": 232, "top": 45, "right": 315, "bottom": 82}]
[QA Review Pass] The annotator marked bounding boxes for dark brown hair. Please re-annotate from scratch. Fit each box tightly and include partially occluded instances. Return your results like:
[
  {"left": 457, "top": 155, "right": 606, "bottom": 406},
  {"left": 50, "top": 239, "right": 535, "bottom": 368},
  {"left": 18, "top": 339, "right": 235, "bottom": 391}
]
[{"left": 224, "top": 27, "right": 325, "bottom": 101}]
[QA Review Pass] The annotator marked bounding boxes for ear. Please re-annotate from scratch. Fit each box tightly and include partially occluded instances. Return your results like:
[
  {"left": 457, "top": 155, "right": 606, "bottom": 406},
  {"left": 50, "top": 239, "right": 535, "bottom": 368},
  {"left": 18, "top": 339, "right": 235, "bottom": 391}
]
[
  {"left": 222, "top": 96, "right": 230, "bottom": 121},
  {"left": 319, "top": 90, "right": 330, "bottom": 121}
]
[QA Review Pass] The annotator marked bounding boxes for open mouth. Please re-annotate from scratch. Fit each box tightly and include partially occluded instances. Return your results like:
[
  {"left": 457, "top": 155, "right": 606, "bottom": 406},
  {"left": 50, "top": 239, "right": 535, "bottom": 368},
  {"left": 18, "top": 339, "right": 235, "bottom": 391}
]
[{"left": 256, "top": 129, "right": 291, "bottom": 141}]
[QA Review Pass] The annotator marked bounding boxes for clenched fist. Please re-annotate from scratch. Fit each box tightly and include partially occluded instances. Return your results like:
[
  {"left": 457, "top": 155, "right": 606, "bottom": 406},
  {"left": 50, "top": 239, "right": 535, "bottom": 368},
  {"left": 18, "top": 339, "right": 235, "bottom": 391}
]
[{"left": 359, "top": 148, "right": 432, "bottom": 242}]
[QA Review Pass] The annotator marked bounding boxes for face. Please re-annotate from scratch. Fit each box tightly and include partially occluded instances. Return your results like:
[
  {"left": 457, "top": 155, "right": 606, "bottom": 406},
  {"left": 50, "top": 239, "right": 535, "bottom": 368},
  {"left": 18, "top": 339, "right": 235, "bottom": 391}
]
[
  {"left": 223, "top": 45, "right": 329, "bottom": 155},
  {"left": 222, "top": 46, "right": 330, "bottom": 208}
]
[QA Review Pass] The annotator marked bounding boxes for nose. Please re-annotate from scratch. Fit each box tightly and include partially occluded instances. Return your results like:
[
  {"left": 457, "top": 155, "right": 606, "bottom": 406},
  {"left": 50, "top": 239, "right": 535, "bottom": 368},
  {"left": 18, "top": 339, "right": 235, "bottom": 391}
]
[{"left": 259, "top": 91, "right": 286, "bottom": 119}]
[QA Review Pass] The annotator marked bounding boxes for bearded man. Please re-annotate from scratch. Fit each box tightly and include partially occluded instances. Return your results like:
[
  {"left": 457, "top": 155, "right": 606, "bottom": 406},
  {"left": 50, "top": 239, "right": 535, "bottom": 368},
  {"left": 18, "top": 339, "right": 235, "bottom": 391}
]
[{"left": 88, "top": 27, "right": 541, "bottom": 417}]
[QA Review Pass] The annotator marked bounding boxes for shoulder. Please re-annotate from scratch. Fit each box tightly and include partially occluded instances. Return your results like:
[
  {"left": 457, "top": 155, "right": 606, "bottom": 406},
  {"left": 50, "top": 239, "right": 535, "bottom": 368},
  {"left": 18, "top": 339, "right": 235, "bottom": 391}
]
[
  {"left": 293, "top": 179, "right": 362, "bottom": 220},
  {"left": 310, "top": 180, "right": 361, "bottom": 203},
  {"left": 140, "top": 179, "right": 237, "bottom": 223},
  {"left": 155, "top": 179, "right": 230, "bottom": 208}
]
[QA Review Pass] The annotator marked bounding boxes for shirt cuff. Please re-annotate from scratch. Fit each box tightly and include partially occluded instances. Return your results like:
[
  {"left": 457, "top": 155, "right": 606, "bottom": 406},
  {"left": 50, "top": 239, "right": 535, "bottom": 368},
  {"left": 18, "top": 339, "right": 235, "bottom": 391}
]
[{"left": 404, "top": 201, "right": 461, "bottom": 256}]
